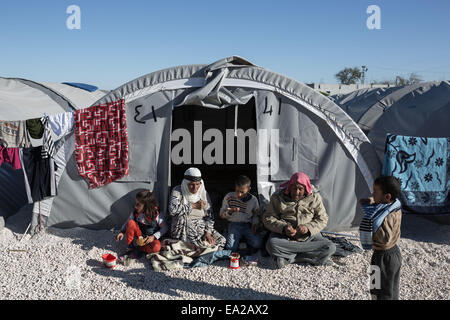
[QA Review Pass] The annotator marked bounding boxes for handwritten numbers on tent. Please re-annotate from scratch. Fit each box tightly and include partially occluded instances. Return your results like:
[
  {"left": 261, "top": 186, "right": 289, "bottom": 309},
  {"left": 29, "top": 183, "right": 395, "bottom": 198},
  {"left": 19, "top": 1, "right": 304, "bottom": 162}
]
[
  {"left": 134, "top": 105, "right": 158, "bottom": 124},
  {"left": 263, "top": 96, "right": 282, "bottom": 116}
]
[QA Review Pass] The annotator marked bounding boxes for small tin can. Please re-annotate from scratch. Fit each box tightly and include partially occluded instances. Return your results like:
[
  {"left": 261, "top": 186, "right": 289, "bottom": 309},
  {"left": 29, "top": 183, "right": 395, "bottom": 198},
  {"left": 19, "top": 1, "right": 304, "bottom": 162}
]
[{"left": 229, "top": 252, "right": 240, "bottom": 269}]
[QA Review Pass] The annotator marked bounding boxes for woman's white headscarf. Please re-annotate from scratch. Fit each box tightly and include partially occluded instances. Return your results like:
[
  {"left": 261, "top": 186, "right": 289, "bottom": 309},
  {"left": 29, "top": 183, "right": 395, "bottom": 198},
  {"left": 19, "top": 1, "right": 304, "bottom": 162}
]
[{"left": 181, "top": 167, "right": 208, "bottom": 206}]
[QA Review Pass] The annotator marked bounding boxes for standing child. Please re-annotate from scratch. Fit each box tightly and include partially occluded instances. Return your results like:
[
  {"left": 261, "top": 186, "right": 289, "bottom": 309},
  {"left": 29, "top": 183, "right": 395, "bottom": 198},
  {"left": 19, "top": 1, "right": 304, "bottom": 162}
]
[
  {"left": 220, "top": 175, "right": 263, "bottom": 254},
  {"left": 116, "top": 190, "right": 168, "bottom": 259},
  {"left": 359, "top": 176, "right": 403, "bottom": 300}
]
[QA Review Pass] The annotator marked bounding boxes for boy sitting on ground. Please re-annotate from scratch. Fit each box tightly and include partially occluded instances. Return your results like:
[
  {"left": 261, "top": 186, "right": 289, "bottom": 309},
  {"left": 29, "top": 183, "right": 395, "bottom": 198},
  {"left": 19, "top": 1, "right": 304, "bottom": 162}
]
[
  {"left": 359, "top": 176, "right": 403, "bottom": 300},
  {"left": 219, "top": 175, "right": 263, "bottom": 255}
]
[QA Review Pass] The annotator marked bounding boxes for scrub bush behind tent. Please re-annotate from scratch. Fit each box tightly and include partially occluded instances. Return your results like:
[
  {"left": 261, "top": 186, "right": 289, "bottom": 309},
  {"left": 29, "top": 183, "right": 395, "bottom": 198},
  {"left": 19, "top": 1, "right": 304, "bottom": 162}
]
[{"left": 44, "top": 56, "right": 381, "bottom": 233}]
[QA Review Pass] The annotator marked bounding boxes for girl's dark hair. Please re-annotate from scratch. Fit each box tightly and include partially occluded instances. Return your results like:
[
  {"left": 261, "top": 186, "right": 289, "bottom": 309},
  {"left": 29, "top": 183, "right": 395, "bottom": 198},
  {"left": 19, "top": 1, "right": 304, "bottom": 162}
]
[
  {"left": 135, "top": 190, "right": 159, "bottom": 220},
  {"left": 374, "top": 176, "right": 401, "bottom": 201}
]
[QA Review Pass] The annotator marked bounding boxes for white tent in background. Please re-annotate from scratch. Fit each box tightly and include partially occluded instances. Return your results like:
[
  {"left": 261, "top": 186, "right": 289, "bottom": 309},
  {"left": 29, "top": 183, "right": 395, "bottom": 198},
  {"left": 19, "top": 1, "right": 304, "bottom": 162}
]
[{"left": 0, "top": 77, "right": 107, "bottom": 228}]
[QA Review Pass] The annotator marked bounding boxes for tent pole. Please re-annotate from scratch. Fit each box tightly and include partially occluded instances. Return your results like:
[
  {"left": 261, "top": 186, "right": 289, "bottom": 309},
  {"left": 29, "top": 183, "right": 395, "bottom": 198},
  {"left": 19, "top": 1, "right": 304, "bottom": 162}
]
[
  {"left": 234, "top": 105, "right": 238, "bottom": 136},
  {"left": 19, "top": 223, "right": 31, "bottom": 243},
  {"left": 321, "top": 231, "right": 360, "bottom": 240}
]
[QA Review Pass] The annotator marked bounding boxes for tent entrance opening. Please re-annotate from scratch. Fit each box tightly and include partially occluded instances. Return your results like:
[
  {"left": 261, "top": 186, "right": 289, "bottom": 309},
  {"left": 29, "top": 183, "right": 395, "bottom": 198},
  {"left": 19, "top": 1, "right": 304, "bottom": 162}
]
[{"left": 170, "top": 99, "right": 258, "bottom": 233}]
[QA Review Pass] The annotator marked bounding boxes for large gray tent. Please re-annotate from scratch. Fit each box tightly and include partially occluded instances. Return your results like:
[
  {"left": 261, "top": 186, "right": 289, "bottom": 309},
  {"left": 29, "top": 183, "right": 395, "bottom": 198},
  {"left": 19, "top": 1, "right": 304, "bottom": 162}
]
[
  {"left": 0, "top": 78, "right": 107, "bottom": 221},
  {"left": 367, "top": 81, "right": 450, "bottom": 161},
  {"left": 332, "top": 81, "right": 450, "bottom": 161},
  {"left": 25, "top": 56, "right": 382, "bottom": 233},
  {"left": 331, "top": 86, "right": 402, "bottom": 133}
]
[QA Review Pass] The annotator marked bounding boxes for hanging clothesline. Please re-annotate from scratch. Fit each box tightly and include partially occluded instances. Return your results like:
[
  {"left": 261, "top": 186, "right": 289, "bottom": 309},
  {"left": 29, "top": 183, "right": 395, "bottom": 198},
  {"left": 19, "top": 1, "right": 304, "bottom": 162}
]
[{"left": 1, "top": 98, "right": 130, "bottom": 236}]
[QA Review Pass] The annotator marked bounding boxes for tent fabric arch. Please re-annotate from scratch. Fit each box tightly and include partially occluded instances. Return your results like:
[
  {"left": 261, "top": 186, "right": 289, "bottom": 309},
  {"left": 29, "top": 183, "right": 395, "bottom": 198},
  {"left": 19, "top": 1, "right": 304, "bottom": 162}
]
[
  {"left": 45, "top": 57, "right": 381, "bottom": 233},
  {"left": 331, "top": 86, "right": 402, "bottom": 133},
  {"left": 95, "top": 57, "right": 380, "bottom": 188}
]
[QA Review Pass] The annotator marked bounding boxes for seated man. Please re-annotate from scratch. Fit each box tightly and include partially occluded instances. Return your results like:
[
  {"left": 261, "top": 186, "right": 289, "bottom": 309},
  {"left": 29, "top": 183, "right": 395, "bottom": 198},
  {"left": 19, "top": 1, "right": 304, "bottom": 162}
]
[{"left": 263, "top": 172, "right": 336, "bottom": 268}]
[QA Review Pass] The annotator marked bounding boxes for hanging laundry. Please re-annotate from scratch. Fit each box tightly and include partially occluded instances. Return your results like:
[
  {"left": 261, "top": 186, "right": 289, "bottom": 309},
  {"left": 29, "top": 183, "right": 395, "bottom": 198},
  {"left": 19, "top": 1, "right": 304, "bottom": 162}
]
[
  {"left": 0, "top": 146, "right": 21, "bottom": 170},
  {"left": 30, "top": 135, "right": 74, "bottom": 234},
  {"left": 40, "top": 115, "right": 56, "bottom": 159},
  {"left": 0, "top": 120, "right": 31, "bottom": 148},
  {"left": 383, "top": 134, "right": 449, "bottom": 214},
  {"left": 26, "top": 118, "right": 45, "bottom": 139},
  {"left": 74, "top": 99, "right": 129, "bottom": 189},
  {"left": 48, "top": 111, "right": 74, "bottom": 139},
  {"left": 19, "top": 146, "right": 57, "bottom": 204}
]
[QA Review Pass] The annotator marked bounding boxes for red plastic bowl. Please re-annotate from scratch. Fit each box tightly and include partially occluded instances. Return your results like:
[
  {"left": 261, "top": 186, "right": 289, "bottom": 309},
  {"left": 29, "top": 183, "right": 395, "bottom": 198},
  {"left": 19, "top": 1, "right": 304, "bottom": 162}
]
[{"left": 102, "top": 253, "right": 117, "bottom": 268}]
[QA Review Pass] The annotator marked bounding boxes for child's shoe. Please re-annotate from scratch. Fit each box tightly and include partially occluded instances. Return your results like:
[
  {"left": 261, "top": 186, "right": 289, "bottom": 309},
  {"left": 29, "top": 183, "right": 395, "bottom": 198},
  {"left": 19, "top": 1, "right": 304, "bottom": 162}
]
[
  {"left": 121, "top": 254, "right": 132, "bottom": 267},
  {"left": 119, "top": 249, "right": 133, "bottom": 266}
]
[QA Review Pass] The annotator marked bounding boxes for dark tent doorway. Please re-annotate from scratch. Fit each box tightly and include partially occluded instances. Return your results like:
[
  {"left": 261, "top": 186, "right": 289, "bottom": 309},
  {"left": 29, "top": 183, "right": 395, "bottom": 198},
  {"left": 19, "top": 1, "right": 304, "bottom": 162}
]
[{"left": 170, "top": 98, "right": 258, "bottom": 233}]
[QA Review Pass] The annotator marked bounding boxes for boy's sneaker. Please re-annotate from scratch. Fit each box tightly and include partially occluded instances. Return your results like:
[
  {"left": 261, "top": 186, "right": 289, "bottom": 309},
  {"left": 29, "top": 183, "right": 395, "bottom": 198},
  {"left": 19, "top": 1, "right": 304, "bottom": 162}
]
[{"left": 243, "top": 255, "right": 258, "bottom": 266}]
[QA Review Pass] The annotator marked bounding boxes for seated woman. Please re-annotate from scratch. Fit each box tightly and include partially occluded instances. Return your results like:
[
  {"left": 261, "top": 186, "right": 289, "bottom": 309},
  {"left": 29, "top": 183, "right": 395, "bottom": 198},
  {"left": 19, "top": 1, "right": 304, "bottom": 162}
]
[
  {"left": 169, "top": 167, "right": 226, "bottom": 249},
  {"left": 263, "top": 172, "right": 336, "bottom": 268}
]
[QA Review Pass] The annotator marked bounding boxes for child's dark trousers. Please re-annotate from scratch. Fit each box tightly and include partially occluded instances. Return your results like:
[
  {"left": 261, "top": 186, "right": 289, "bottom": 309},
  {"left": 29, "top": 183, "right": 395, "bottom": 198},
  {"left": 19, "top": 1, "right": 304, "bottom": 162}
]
[{"left": 370, "top": 244, "right": 402, "bottom": 300}]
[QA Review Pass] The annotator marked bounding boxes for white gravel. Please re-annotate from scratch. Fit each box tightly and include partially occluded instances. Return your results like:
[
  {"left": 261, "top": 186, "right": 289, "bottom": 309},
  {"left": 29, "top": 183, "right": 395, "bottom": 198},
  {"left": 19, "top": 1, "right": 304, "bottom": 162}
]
[{"left": 1, "top": 213, "right": 449, "bottom": 300}]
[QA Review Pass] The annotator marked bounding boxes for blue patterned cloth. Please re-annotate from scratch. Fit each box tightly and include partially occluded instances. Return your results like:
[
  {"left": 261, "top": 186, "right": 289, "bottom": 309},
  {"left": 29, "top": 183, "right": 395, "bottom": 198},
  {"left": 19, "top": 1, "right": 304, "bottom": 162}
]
[{"left": 382, "top": 134, "right": 449, "bottom": 214}]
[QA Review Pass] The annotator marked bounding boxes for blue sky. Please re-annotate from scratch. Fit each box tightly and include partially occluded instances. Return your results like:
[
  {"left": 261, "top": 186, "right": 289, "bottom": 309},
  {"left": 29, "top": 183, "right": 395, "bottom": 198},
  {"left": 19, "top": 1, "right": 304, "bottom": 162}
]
[{"left": 1, "top": 0, "right": 449, "bottom": 90}]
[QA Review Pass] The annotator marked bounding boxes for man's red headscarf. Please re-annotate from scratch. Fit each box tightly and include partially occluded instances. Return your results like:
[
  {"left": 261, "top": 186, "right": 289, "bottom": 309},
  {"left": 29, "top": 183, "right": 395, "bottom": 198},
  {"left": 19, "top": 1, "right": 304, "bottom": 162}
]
[{"left": 279, "top": 172, "right": 312, "bottom": 196}]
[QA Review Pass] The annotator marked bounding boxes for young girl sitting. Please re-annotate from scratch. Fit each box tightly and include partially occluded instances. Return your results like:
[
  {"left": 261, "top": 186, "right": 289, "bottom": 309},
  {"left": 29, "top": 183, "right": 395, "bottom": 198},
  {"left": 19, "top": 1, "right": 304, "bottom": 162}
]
[{"left": 115, "top": 190, "right": 168, "bottom": 258}]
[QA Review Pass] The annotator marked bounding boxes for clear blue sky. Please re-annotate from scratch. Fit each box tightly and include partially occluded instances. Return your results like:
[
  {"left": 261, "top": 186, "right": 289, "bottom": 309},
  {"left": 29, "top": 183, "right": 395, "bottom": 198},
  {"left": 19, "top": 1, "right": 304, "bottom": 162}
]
[{"left": 1, "top": 0, "right": 449, "bottom": 90}]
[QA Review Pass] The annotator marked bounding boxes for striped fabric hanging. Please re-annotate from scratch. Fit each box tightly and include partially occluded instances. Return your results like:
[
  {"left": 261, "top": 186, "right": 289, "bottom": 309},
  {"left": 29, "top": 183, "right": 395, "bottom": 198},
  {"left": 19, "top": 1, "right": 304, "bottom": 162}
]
[{"left": 41, "top": 115, "right": 56, "bottom": 159}]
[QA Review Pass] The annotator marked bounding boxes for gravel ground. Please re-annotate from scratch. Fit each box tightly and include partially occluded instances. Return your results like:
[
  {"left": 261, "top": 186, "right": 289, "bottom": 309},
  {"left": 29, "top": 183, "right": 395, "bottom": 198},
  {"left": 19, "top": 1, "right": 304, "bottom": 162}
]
[{"left": 1, "top": 213, "right": 449, "bottom": 300}]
